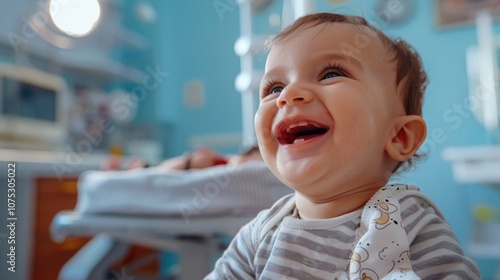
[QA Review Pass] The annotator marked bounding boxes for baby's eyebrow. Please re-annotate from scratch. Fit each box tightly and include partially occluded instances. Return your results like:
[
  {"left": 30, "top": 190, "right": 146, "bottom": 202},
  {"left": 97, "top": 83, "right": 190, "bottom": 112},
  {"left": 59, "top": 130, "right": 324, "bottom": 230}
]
[
  {"left": 260, "top": 67, "right": 285, "bottom": 87},
  {"left": 315, "top": 52, "right": 364, "bottom": 71},
  {"left": 260, "top": 52, "right": 364, "bottom": 88}
]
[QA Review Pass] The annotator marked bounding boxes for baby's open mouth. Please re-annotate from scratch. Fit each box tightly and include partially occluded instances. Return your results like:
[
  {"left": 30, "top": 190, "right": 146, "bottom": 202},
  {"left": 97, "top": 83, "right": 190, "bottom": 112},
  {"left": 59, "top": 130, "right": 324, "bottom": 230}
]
[{"left": 277, "top": 121, "right": 329, "bottom": 145}]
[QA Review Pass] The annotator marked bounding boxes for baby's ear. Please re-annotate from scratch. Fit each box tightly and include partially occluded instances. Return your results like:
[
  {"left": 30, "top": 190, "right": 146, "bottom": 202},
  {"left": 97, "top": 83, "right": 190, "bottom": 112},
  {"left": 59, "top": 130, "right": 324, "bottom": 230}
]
[{"left": 385, "top": 115, "right": 427, "bottom": 161}]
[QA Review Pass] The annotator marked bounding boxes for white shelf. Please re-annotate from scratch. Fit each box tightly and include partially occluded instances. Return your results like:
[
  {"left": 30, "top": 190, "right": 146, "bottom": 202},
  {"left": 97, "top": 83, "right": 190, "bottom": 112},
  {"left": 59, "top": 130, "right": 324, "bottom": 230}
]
[
  {"left": 56, "top": 51, "right": 145, "bottom": 83},
  {"left": 443, "top": 145, "right": 500, "bottom": 162},
  {"left": 0, "top": 36, "right": 145, "bottom": 83},
  {"left": 0, "top": 148, "right": 107, "bottom": 176},
  {"left": 442, "top": 145, "right": 500, "bottom": 186},
  {"left": 0, "top": 0, "right": 148, "bottom": 84},
  {"left": 444, "top": 146, "right": 500, "bottom": 261}
]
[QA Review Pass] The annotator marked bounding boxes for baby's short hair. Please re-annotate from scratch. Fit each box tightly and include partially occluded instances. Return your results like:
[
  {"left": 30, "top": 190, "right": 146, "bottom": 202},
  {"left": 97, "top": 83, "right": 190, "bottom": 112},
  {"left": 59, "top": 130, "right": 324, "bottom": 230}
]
[{"left": 265, "top": 12, "right": 429, "bottom": 173}]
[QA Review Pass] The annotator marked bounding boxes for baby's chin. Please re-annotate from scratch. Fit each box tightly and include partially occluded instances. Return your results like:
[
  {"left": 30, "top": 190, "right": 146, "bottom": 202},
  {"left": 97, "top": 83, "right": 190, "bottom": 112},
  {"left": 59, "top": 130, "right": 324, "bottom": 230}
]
[{"left": 275, "top": 159, "right": 324, "bottom": 187}]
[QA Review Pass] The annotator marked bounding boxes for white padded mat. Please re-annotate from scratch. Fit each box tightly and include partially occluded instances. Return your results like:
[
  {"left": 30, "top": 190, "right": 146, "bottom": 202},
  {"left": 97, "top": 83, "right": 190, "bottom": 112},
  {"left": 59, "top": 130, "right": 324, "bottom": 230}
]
[{"left": 76, "top": 161, "right": 292, "bottom": 218}]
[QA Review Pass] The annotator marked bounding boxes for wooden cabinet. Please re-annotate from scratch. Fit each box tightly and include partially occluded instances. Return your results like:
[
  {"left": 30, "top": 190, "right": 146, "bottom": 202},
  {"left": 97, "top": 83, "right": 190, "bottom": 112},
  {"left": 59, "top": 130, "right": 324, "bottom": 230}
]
[
  {"left": 32, "top": 176, "right": 161, "bottom": 280},
  {"left": 32, "top": 177, "right": 90, "bottom": 280}
]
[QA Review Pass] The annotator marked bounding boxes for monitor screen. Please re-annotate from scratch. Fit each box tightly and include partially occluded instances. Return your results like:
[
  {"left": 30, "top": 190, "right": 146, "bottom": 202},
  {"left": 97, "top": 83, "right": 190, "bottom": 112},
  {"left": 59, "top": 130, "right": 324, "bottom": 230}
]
[
  {"left": 1, "top": 77, "right": 57, "bottom": 122},
  {"left": 0, "top": 64, "right": 66, "bottom": 149}
]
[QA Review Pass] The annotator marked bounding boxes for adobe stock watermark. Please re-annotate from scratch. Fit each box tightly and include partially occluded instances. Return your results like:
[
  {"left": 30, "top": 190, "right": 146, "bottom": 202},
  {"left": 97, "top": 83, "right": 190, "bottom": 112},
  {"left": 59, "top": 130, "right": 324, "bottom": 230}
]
[
  {"left": 8, "top": 0, "right": 74, "bottom": 53},
  {"left": 213, "top": 0, "right": 238, "bottom": 21},
  {"left": 330, "top": 0, "right": 416, "bottom": 58},
  {"left": 50, "top": 64, "right": 169, "bottom": 180},
  {"left": 178, "top": 165, "right": 244, "bottom": 223},
  {"left": 111, "top": 268, "right": 136, "bottom": 280},
  {"left": 420, "top": 77, "right": 499, "bottom": 157},
  {"left": 370, "top": 0, "right": 413, "bottom": 28}
]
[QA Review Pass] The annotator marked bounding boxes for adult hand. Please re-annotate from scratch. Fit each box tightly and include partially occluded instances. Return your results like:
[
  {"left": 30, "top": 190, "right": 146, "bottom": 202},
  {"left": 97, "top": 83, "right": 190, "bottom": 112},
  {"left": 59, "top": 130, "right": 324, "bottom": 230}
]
[
  {"left": 101, "top": 156, "right": 148, "bottom": 171},
  {"left": 186, "top": 147, "right": 228, "bottom": 169}
]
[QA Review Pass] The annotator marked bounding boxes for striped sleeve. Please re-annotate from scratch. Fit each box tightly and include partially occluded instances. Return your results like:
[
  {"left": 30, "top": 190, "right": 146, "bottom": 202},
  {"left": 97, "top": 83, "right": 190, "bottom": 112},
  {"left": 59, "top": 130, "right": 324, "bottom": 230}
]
[
  {"left": 204, "top": 194, "right": 294, "bottom": 279},
  {"left": 203, "top": 209, "right": 263, "bottom": 279},
  {"left": 399, "top": 194, "right": 481, "bottom": 279}
]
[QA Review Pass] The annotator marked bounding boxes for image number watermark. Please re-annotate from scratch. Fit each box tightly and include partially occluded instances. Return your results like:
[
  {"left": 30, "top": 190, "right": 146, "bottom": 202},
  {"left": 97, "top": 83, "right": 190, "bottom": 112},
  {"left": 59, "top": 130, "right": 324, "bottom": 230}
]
[{"left": 6, "top": 163, "right": 17, "bottom": 273}]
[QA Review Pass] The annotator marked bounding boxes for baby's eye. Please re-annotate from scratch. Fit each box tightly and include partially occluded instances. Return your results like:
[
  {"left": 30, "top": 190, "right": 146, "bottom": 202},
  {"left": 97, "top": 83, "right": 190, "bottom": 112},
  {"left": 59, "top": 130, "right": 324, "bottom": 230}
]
[
  {"left": 323, "top": 71, "right": 342, "bottom": 80},
  {"left": 320, "top": 62, "right": 349, "bottom": 81},
  {"left": 262, "top": 85, "right": 284, "bottom": 98},
  {"left": 261, "top": 78, "right": 285, "bottom": 99},
  {"left": 269, "top": 86, "right": 284, "bottom": 94}
]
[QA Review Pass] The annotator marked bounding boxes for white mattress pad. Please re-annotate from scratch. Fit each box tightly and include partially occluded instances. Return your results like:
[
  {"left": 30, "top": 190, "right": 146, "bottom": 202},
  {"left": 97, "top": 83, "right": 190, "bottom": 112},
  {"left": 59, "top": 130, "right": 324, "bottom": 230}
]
[{"left": 76, "top": 161, "right": 292, "bottom": 218}]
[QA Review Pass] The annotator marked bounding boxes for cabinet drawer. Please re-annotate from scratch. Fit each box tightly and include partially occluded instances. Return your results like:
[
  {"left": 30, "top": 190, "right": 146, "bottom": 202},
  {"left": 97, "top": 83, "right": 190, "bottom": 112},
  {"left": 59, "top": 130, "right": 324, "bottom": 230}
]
[
  {"left": 36, "top": 178, "right": 78, "bottom": 194},
  {"left": 33, "top": 176, "right": 85, "bottom": 280}
]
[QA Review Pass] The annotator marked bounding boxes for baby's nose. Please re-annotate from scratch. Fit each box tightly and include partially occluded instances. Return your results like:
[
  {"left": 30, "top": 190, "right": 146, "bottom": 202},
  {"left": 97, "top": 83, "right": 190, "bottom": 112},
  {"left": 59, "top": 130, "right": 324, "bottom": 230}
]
[{"left": 276, "top": 84, "right": 313, "bottom": 108}]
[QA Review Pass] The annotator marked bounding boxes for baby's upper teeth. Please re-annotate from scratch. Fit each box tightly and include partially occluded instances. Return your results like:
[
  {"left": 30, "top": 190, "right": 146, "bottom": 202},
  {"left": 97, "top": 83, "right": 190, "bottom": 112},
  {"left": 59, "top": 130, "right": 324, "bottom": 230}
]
[{"left": 287, "top": 121, "right": 309, "bottom": 133}]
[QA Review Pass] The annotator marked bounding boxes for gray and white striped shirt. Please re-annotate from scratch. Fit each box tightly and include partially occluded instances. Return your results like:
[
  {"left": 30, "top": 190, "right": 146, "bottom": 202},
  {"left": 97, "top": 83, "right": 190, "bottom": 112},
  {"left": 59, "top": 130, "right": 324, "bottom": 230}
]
[{"left": 205, "top": 184, "right": 480, "bottom": 279}]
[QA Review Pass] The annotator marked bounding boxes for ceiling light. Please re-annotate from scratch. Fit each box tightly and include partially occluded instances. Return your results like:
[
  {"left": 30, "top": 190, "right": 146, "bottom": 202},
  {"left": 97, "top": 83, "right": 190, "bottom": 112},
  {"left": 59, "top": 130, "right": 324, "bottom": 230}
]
[{"left": 49, "top": 0, "right": 101, "bottom": 37}]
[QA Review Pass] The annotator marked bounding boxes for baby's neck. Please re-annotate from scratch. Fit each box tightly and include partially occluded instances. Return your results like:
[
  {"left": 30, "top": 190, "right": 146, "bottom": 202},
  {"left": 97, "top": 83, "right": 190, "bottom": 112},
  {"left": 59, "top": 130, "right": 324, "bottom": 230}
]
[{"left": 294, "top": 182, "right": 385, "bottom": 219}]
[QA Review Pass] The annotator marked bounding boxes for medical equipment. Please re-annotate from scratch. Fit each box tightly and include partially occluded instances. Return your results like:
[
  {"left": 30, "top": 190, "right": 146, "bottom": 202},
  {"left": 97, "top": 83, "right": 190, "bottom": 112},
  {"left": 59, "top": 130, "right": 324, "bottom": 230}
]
[
  {"left": 50, "top": 161, "right": 292, "bottom": 279},
  {"left": 0, "top": 64, "right": 68, "bottom": 150},
  {"left": 51, "top": 213, "right": 254, "bottom": 280}
]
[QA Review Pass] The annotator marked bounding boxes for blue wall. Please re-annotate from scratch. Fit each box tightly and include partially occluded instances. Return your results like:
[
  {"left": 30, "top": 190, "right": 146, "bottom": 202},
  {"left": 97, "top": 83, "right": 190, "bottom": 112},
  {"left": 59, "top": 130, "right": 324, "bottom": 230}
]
[
  {"left": 129, "top": 0, "right": 500, "bottom": 276},
  {"left": 149, "top": 0, "right": 244, "bottom": 155}
]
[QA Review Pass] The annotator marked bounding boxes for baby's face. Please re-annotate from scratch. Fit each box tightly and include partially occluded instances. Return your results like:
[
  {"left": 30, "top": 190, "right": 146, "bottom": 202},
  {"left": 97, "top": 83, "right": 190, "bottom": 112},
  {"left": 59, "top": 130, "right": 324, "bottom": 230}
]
[{"left": 255, "top": 22, "right": 405, "bottom": 198}]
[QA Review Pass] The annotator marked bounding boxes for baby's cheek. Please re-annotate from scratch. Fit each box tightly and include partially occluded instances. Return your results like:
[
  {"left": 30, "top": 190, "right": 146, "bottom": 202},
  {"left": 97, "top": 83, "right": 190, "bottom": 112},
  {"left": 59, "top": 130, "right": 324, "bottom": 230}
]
[
  {"left": 255, "top": 111, "right": 276, "bottom": 146},
  {"left": 257, "top": 127, "right": 274, "bottom": 147}
]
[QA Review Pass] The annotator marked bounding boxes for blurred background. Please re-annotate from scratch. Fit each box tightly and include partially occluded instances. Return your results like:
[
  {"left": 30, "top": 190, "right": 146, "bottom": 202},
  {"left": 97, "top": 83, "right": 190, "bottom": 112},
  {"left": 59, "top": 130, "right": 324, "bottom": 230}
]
[{"left": 0, "top": 0, "right": 500, "bottom": 279}]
